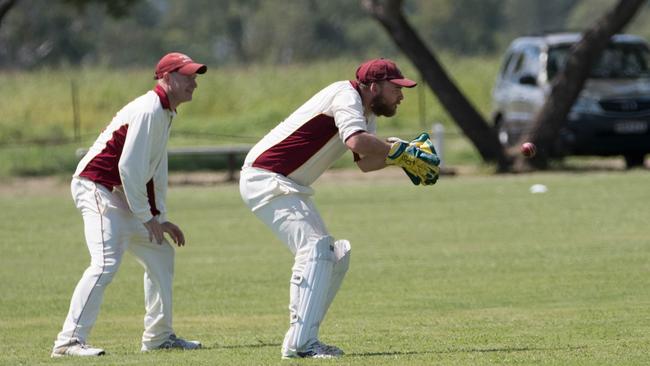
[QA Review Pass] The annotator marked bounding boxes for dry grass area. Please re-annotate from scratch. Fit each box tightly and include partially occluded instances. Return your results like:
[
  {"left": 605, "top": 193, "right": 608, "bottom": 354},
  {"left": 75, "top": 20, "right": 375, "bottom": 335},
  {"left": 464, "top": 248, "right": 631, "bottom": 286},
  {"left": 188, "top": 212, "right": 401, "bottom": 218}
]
[{"left": 0, "top": 157, "right": 639, "bottom": 197}]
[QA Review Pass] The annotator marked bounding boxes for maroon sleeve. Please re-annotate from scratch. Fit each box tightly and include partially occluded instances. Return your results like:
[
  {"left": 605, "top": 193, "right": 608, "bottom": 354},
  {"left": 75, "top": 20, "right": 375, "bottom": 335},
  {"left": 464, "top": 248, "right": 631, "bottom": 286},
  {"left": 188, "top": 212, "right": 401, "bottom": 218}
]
[{"left": 146, "top": 179, "right": 160, "bottom": 217}]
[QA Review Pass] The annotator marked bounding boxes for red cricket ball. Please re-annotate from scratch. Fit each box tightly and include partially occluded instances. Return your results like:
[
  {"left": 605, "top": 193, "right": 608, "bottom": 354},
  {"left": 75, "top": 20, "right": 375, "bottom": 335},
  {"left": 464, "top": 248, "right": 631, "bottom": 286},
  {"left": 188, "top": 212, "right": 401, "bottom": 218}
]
[{"left": 520, "top": 142, "right": 536, "bottom": 158}]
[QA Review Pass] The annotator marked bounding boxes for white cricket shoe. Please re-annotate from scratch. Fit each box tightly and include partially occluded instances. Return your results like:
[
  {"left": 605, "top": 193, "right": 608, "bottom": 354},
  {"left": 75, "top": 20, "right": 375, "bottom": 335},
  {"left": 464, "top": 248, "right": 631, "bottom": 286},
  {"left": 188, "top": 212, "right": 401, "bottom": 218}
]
[
  {"left": 141, "top": 333, "right": 202, "bottom": 351},
  {"left": 282, "top": 340, "right": 344, "bottom": 359},
  {"left": 51, "top": 343, "right": 105, "bottom": 357}
]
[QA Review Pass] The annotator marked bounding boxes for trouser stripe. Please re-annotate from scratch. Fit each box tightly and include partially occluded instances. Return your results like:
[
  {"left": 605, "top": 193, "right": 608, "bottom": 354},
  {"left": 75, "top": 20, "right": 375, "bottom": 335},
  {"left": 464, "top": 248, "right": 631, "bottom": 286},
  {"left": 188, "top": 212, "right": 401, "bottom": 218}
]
[{"left": 70, "top": 184, "right": 106, "bottom": 342}]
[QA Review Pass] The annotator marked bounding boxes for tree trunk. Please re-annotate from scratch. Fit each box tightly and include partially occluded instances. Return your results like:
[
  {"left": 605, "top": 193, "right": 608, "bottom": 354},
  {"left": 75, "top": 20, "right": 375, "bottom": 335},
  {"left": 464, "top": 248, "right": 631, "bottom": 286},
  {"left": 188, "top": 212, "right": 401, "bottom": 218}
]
[
  {"left": 519, "top": 0, "right": 645, "bottom": 169},
  {"left": 0, "top": 0, "right": 17, "bottom": 29},
  {"left": 362, "top": 0, "right": 509, "bottom": 171}
]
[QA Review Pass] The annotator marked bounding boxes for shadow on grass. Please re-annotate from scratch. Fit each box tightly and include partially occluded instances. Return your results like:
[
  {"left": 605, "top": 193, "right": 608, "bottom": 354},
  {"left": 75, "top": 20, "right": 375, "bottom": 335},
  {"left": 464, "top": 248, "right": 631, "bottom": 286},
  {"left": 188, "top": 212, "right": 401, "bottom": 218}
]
[
  {"left": 348, "top": 344, "right": 587, "bottom": 358},
  {"left": 203, "top": 342, "right": 587, "bottom": 358},
  {"left": 207, "top": 341, "right": 280, "bottom": 350},
  {"left": 539, "top": 156, "right": 649, "bottom": 174}
]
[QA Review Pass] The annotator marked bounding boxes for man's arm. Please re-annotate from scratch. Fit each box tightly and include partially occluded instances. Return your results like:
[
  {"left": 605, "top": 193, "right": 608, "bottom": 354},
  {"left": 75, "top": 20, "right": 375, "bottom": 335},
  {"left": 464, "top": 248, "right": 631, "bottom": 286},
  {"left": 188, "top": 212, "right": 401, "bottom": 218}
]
[
  {"left": 119, "top": 111, "right": 157, "bottom": 223},
  {"left": 148, "top": 142, "right": 185, "bottom": 246},
  {"left": 345, "top": 131, "right": 391, "bottom": 172},
  {"left": 152, "top": 152, "right": 168, "bottom": 223}
]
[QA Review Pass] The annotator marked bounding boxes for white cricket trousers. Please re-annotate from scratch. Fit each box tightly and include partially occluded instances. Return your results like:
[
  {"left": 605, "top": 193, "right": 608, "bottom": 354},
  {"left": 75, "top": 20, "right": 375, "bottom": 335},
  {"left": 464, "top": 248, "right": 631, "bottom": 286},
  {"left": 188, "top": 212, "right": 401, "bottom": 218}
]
[
  {"left": 240, "top": 168, "right": 350, "bottom": 356},
  {"left": 53, "top": 177, "right": 175, "bottom": 350},
  {"left": 239, "top": 168, "right": 328, "bottom": 277}
]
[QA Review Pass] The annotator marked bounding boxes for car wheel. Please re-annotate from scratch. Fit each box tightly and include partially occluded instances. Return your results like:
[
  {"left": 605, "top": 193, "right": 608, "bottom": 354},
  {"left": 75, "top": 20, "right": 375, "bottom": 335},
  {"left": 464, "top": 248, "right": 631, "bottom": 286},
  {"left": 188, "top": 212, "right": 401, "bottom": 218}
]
[{"left": 624, "top": 153, "right": 645, "bottom": 169}]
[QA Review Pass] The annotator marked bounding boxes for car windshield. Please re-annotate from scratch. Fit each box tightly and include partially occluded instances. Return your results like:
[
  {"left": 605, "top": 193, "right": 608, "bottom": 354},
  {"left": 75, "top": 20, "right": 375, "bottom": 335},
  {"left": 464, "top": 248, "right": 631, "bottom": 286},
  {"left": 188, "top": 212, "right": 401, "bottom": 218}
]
[{"left": 547, "top": 43, "right": 650, "bottom": 79}]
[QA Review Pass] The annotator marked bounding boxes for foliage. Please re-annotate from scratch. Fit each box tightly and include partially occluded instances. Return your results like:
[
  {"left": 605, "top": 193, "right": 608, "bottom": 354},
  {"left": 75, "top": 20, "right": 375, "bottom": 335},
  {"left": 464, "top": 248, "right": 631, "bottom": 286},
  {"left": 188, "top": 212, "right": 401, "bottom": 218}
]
[
  {"left": 2, "top": 171, "right": 650, "bottom": 364},
  {"left": 62, "top": 0, "right": 141, "bottom": 18},
  {"left": 1, "top": 0, "right": 650, "bottom": 69}
]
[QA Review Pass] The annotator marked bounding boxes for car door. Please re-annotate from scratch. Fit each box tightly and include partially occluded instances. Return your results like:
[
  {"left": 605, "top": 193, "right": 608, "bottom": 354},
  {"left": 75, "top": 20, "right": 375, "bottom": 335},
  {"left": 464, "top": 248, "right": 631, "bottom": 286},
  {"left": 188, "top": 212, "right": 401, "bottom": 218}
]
[
  {"left": 509, "top": 46, "right": 546, "bottom": 138},
  {"left": 492, "top": 48, "right": 524, "bottom": 143}
]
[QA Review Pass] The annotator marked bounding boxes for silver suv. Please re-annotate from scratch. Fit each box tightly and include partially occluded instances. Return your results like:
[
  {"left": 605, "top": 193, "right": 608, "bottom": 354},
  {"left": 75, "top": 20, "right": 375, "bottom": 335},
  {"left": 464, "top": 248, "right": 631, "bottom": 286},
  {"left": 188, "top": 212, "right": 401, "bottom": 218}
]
[{"left": 492, "top": 33, "right": 650, "bottom": 167}]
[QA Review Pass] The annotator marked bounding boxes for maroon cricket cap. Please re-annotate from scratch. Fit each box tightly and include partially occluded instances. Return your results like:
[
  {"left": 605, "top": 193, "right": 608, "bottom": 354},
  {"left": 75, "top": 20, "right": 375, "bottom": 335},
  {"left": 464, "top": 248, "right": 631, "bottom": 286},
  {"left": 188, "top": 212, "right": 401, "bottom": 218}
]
[
  {"left": 154, "top": 52, "right": 207, "bottom": 80},
  {"left": 355, "top": 58, "right": 417, "bottom": 88}
]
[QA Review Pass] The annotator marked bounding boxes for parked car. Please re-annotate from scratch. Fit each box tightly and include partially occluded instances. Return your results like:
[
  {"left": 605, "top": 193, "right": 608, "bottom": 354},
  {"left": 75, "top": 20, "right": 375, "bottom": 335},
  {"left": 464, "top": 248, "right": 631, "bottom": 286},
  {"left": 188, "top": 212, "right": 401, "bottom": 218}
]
[{"left": 492, "top": 32, "right": 650, "bottom": 167}]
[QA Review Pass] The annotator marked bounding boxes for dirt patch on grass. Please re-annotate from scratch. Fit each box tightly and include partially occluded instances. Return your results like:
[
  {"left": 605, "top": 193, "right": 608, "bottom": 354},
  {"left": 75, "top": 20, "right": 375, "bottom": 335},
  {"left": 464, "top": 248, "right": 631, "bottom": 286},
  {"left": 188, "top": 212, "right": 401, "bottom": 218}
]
[
  {"left": 0, "top": 175, "right": 71, "bottom": 196},
  {"left": 0, "top": 158, "right": 635, "bottom": 196},
  {"left": 0, "top": 169, "right": 425, "bottom": 196}
]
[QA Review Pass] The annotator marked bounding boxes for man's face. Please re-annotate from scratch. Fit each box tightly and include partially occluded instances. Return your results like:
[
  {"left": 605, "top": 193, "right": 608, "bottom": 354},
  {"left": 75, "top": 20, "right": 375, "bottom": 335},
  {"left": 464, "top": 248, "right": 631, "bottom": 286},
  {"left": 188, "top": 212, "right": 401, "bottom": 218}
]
[
  {"left": 167, "top": 72, "right": 198, "bottom": 105},
  {"left": 370, "top": 81, "right": 404, "bottom": 117}
]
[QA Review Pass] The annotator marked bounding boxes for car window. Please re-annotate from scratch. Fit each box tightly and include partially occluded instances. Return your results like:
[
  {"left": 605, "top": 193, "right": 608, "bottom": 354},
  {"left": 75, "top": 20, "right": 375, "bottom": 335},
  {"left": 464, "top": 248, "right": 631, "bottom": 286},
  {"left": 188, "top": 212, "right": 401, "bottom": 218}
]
[
  {"left": 506, "top": 46, "right": 540, "bottom": 83},
  {"left": 509, "top": 52, "right": 525, "bottom": 81},
  {"left": 522, "top": 46, "right": 541, "bottom": 77},
  {"left": 499, "top": 51, "right": 515, "bottom": 78},
  {"left": 547, "top": 43, "right": 650, "bottom": 79},
  {"left": 593, "top": 44, "right": 650, "bottom": 78}
]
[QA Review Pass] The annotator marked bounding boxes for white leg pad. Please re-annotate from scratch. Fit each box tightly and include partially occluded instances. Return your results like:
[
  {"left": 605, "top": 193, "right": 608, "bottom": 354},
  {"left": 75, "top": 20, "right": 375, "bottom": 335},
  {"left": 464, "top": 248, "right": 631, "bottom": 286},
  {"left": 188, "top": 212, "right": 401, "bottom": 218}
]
[
  {"left": 307, "top": 240, "right": 351, "bottom": 342},
  {"left": 282, "top": 236, "right": 335, "bottom": 355},
  {"left": 322, "top": 240, "right": 351, "bottom": 319}
]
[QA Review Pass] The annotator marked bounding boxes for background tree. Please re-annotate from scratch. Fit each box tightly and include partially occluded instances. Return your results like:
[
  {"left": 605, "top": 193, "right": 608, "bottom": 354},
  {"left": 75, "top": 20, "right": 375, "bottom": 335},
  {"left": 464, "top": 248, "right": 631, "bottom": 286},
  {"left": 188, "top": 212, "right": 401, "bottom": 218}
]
[
  {"left": 503, "top": 0, "right": 579, "bottom": 36},
  {"left": 0, "top": 0, "right": 141, "bottom": 68},
  {"left": 62, "top": 0, "right": 139, "bottom": 17},
  {"left": 0, "top": 0, "right": 17, "bottom": 29},
  {"left": 2, "top": 0, "right": 650, "bottom": 69}
]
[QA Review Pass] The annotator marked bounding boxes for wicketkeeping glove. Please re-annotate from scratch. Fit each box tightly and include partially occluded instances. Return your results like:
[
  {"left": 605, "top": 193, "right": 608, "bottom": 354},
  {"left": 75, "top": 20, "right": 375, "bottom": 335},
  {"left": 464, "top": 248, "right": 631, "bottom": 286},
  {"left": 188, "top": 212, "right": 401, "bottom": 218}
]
[
  {"left": 408, "top": 133, "right": 440, "bottom": 185},
  {"left": 385, "top": 133, "right": 440, "bottom": 186}
]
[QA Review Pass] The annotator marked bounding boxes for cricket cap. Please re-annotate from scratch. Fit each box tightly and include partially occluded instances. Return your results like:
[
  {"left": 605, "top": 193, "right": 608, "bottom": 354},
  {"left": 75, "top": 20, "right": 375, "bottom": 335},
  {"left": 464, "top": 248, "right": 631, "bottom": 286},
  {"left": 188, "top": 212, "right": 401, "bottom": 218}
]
[
  {"left": 154, "top": 52, "right": 207, "bottom": 80},
  {"left": 355, "top": 58, "right": 416, "bottom": 88}
]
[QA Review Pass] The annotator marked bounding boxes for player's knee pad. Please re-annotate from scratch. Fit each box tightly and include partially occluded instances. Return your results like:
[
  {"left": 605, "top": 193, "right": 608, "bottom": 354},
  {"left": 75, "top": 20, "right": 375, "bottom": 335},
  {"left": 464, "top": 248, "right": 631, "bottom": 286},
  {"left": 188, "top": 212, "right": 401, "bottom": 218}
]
[
  {"left": 332, "top": 239, "right": 351, "bottom": 276},
  {"left": 285, "top": 235, "right": 336, "bottom": 351}
]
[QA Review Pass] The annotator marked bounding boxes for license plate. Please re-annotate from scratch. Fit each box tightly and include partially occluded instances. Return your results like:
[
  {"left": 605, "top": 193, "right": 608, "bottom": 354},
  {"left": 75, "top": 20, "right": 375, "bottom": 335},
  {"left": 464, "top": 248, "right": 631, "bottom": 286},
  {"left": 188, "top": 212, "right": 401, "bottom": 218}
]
[{"left": 614, "top": 120, "right": 648, "bottom": 134}]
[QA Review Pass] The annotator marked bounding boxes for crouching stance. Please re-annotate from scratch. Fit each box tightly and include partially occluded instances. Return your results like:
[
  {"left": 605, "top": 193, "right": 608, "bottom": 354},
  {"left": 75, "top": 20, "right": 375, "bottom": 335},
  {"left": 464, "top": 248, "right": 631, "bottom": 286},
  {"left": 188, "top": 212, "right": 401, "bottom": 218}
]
[
  {"left": 239, "top": 58, "right": 439, "bottom": 359},
  {"left": 51, "top": 52, "right": 206, "bottom": 357}
]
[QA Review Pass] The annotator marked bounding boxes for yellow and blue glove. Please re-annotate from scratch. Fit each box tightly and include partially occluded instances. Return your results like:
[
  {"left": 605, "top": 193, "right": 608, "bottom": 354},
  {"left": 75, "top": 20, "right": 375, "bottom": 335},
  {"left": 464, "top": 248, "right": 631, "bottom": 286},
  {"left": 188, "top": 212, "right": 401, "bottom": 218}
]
[
  {"left": 408, "top": 132, "right": 440, "bottom": 185},
  {"left": 385, "top": 133, "right": 440, "bottom": 186}
]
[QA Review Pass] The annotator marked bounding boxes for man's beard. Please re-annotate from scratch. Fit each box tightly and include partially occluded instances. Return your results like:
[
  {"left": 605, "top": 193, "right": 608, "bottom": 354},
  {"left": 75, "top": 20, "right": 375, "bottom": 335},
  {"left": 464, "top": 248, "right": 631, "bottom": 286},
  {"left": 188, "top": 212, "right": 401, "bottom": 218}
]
[{"left": 370, "top": 95, "right": 397, "bottom": 117}]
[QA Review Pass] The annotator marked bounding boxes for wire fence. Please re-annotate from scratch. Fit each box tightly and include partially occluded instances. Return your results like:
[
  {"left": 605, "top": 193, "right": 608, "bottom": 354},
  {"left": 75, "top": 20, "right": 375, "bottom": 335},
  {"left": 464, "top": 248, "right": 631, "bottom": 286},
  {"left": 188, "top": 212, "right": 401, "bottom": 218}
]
[
  {"left": 0, "top": 131, "right": 259, "bottom": 149},
  {"left": 0, "top": 124, "right": 467, "bottom": 149}
]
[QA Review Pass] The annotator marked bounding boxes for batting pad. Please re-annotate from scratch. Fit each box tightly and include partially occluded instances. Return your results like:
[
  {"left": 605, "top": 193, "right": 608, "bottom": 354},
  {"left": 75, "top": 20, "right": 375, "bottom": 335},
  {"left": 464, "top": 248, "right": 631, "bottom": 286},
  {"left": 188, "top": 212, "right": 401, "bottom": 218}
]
[
  {"left": 322, "top": 240, "right": 351, "bottom": 320},
  {"left": 283, "top": 236, "right": 335, "bottom": 354},
  {"left": 305, "top": 239, "right": 351, "bottom": 342}
]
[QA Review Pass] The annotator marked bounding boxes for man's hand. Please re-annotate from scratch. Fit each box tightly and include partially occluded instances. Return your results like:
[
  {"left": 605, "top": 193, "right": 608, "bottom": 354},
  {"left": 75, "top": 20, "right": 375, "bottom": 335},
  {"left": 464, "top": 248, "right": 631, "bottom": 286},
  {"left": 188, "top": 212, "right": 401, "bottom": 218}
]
[
  {"left": 161, "top": 221, "right": 185, "bottom": 246},
  {"left": 143, "top": 219, "right": 185, "bottom": 246},
  {"left": 385, "top": 134, "right": 440, "bottom": 185},
  {"left": 144, "top": 218, "right": 165, "bottom": 244}
]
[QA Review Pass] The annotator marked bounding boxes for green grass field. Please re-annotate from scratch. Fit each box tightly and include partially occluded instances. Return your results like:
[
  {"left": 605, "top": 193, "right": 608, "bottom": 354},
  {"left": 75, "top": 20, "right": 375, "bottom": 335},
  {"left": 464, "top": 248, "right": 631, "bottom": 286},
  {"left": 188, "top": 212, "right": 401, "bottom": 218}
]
[{"left": 1, "top": 169, "right": 649, "bottom": 365}]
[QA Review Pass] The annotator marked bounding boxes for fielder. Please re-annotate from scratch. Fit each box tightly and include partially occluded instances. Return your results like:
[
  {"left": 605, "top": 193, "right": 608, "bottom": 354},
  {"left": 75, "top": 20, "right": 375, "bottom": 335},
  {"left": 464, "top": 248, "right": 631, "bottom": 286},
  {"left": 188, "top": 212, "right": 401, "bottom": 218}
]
[
  {"left": 239, "top": 58, "right": 440, "bottom": 359},
  {"left": 51, "top": 52, "right": 206, "bottom": 357}
]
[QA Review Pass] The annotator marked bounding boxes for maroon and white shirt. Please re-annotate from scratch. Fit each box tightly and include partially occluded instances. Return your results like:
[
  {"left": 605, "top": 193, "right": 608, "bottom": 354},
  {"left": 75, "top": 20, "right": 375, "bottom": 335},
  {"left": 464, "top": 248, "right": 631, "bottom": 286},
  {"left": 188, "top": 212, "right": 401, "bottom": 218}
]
[
  {"left": 74, "top": 85, "right": 174, "bottom": 223},
  {"left": 243, "top": 81, "right": 377, "bottom": 187}
]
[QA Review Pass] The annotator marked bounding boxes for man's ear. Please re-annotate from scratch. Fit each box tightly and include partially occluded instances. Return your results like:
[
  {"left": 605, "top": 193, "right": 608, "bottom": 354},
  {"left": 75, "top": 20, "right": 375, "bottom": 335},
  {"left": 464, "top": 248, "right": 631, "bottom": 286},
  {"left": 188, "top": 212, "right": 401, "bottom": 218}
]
[
  {"left": 369, "top": 81, "right": 381, "bottom": 95},
  {"left": 162, "top": 72, "right": 173, "bottom": 83}
]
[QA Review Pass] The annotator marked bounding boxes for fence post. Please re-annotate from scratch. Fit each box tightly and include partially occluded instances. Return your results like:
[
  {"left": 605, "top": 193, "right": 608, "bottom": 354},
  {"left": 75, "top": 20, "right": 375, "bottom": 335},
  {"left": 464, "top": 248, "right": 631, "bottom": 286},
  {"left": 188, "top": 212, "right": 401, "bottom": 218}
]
[
  {"left": 432, "top": 123, "right": 444, "bottom": 167},
  {"left": 71, "top": 79, "right": 80, "bottom": 142},
  {"left": 418, "top": 74, "right": 426, "bottom": 129}
]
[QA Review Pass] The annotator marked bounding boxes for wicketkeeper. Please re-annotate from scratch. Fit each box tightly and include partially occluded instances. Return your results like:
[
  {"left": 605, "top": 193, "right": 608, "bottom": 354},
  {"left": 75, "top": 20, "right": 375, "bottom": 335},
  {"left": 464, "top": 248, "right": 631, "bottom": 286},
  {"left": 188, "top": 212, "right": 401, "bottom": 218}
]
[
  {"left": 239, "top": 58, "right": 440, "bottom": 359},
  {"left": 51, "top": 52, "right": 206, "bottom": 357}
]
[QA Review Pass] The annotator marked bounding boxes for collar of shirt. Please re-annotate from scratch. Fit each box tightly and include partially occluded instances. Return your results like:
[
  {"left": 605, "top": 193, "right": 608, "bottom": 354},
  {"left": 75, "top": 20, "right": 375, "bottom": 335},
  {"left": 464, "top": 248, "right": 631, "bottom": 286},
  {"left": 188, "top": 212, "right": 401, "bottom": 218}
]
[
  {"left": 349, "top": 80, "right": 374, "bottom": 122},
  {"left": 153, "top": 84, "right": 174, "bottom": 112}
]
